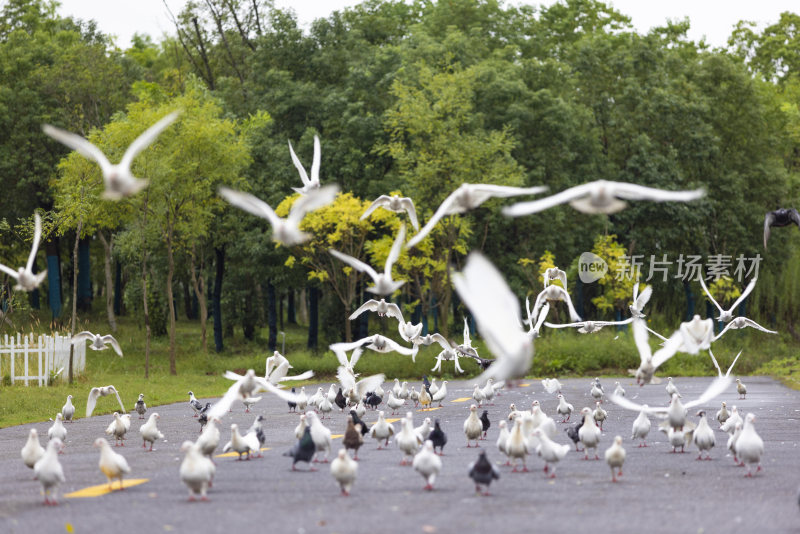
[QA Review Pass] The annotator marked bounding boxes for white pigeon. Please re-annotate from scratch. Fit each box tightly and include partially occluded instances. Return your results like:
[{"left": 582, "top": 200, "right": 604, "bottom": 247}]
[
  {"left": 350, "top": 298, "right": 404, "bottom": 322},
  {"left": 94, "top": 437, "right": 131, "bottom": 490},
  {"left": 464, "top": 405, "right": 483, "bottom": 448},
  {"left": 71, "top": 331, "right": 123, "bottom": 356},
  {"left": 307, "top": 387, "right": 325, "bottom": 410},
  {"left": 412, "top": 440, "right": 443, "bottom": 490},
  {"left": 593, "top": 402, "right": 608, "bottom": 431},
  {"left": 222, "top": 423, "right": 259, "bottom": 460},
  {"left": 104, "top": 412, "right": 130, "bottom": 446},
  {"left": 545, "top": 317, "right": 632, "bottom": 334},
  {"left": 43, "top": 112, "right": 179, "bottom": 200},
  {"left": 0, "top": 213, "right": 46, "bottom": 291},
  {"left": 407, "top": 183, "right": 547, "bottom": 249},
  {"left": 428, "top": 378, "right": 439, "bottom": 396},
  {"left": 220, "top": 184, "right": 338, "bottom": 246},
  {"left": 330, "top": 448, "right": 358, "bottom": 496},
  {"left": 430, "top": 335, "right": 466, "bottom": 374},
  {"left": 533, "top": 428, "right": 570, "bottom": 478},
  {"left": 728, "top": 422, "right": 744, "bottom": 464},
  {"left": 350, "top": 334, "right": 416, "bottom": 358},
  {"left": 523, "top": 299, "right": 549, "bottom": 338},
  {"left": 305, "top": 411, "right": 332, "bottom": 463},
  {"left": 452, "top": 253, "right": 533, "bottom": 383},
  {"left": 398, "top": 320, "right": 424, "bottom": 343},
  {"left": 541, "top": 378, "right": 563, "bottom": 395},
  {"left": 330, "top": 343, "right": 365, "bottom": 376},
  {"left": 139, "top": 413, "right": 164, "bottom": 451},
  {"left": 736, "top": 413, "right": 764, "bottom": 477},
  {"left": 506, "top": 417, "right": 529, "bottom": 472},
  {"left": 713, "top": 316, "right": 777, "bottom": 341},
  {"left": 179, "top": 440, "right": 215, "bottom": 501},
  {"left": 330, "top": 223, "right": 406, "bottom": 296},
  {"left": 397, "top": 413, "right": 423, "bottom": 465},
  {"left": 693, "top": 411, "right": 715, "bottom": 460},
  {"left": 294, "top": 414, "right": 308, "bottom": 440},
  {"left": 542, "top": 266, "right": 568, "bottom": 291},
  {"left": 431, "top": 380, "right": 448, "bottom": 407},
  {"left": 318, "top": 395, "right": 333, "bottom": 419},
  {"left": 296, "top": 387, "right": 308, "bottom": 413},
  {"left": 737, "top": 378, "right": 747, "bottom": 399},
  {"left": 21, "top": 428, "right": 45, "bottom": 470},
  {"left": 415, "top": 417, "right": 432, "bottom": 441},
  {"left": 48, "top": 413, "right": 67, "bottom": 445},
  {"left": 604, "top": 436, "right": 626, "bottom": 482},
  {"left": 699, "top": 276, "right": 757, "bottom": 323},
  {"left": 629, "top": 283, "right": 653, "bottom": 318},
  {"left": 386, "top": 391, "right": 405, "bottom": 415},
  {"left": 629, "top": 319, "right": 684, "bottom": 386},
  {"left": 721, "top": 406, "right": 743, "bottom": 435},
  {"left": 86, "top": 385, "right": 126, "bottom": 417},
  {"left": 556, "top": 394, "right": 574, "bottom": 423},
  {"left": 369, "top": 411, "right": 396, "bottom": 449},
  {"left": 662, "top": 425, "right": 692, "bottom": 453},
  {"left": 481, "top": 379, "right": 496, "bottom": 405},
  {"left": 531, "top": 285, "right": 582, "bottom": 324},
  {"left": 665, "top": 377, "right": 680, "bottom": 398},
  {"left": 613, "top": 381, "right": 626, "bottom": 398},
  {"left": 61, "top": 395, "right": 75, "bottom": 423},
  {"left": 502, "top": 179, "right": 705, "bottom": 216},
  {"left": 716, "top": 402, "right": 730, "bottom": 425},
  {"left": 34, "top": 438, "right": 65, "bottom": 505},
  {"left": 337, "top": 366, "right": 385, "bottom": 405},
  {"left": 679, "top": 315, "right": 715, "bottom": 354},
  {"left": 590, "top": 382, "right": 604, "bottom": 402},
  {"left": 361, "top": 194, "right": 419, "bottom": 230},
  {"left": 631, "top": 407, "right": 651, "bottom": 447},
  {"left": 398, "top": 381, "right": 410, "bottom": 402},
  {"left": 210, "top": 369, "right": 301, "bottom": 420},
  {"left": 410, "top": 386, "right": 420, "bottom": 407},
  {"left": 196, "top": 417, "right": 221, "bottom": 457},
  {"left": 578, "top": 407, "right": 602, "bottom": 460},
  {"left": 265, "top": 351, "right": 315, "bottom": 385},
  {"left": 288, "top": 135, "right": 322, "bottom": 195}
]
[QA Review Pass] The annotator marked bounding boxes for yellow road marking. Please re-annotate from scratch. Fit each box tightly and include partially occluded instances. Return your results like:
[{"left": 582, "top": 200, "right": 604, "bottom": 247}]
[
  {"left": 215, "top": 447, "right": 271, "bottom": 458},
  {"left": 451, "top": 397, "right": 472, "bottom": 403},
  {"left": 65, "top": 478, "right": 149, "bottom": 498},
  {"left": 331, "top": 434, "right": 343, "bottom": 440},
  {"left": 418, "top": 407, "right": 441, "bottom": 412},
  {"left": 519, "top": 383, "right": 531, "bottom": 387}
]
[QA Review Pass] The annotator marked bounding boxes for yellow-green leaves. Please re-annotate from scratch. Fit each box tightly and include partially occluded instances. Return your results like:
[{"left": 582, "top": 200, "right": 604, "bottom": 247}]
[{"left": 590, "top": 234, "right": 637, "bottom": 314}]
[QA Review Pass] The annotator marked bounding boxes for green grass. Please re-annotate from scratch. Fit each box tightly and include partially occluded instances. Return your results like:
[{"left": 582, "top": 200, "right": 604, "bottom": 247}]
[{"left": 0, "top": 309, "right": 798, "bottom": 427}]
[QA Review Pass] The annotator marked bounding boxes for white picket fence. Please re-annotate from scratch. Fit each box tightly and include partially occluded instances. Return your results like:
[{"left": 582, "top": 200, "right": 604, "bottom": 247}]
[{"left": 0, "top": 334, "right": 86, "bottom": 386}]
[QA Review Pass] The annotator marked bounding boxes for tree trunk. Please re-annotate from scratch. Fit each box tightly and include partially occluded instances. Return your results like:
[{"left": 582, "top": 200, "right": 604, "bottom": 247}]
[
  {"left": 287, "top": 289, "right": 295, "bottom": 324},
  {"left": 114, "top": 260, "right": 122, "bottom": 316},
  {"left": 166, "top": 222, "right": 177, "bottom": 375},
  {"left": 307, "top": 286, "right": 318, "bottom": 350},
  {"left": 77, "top": 238, "right": 91, "bottom": 311},
  {"left": 213, "top": 246, "right": 225, "bottom": 352},
  {"left": 97, "top": 231, "right": 117, "bottom": 332},
  {"left": 267, "top": 280, "right": 277, "bottom": 351},
  {"left": 189, "top": 246, "right": 208, "bottom": 353},
  {"left": 68, "top": 220, "right": 82, "bottom": 385}
]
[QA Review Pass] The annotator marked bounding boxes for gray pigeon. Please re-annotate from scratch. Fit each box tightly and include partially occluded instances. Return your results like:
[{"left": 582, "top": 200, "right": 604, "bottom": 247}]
[
  {"left": 468, "top": 451, "right": 500, "bottom": 496},
  {"left": 283, "top": 427, "right": 316, "bottom": 471},
  {"left": 429, "top": 420, "right": 447, "bottom": 455}
]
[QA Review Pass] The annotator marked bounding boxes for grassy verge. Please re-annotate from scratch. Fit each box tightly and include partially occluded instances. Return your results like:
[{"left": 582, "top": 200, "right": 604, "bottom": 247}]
[{"left": 0, "top": 310, "right": 797, "bottom": 427}]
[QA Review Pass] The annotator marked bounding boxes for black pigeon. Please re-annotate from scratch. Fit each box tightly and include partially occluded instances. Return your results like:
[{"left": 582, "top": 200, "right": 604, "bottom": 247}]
[
  {"left": 422, "top": 375, "right": 432, "bottom": 395},
  {"left": 365, "top": 392, "right": 382, "bottom": 409},
  {"left": 349, "top": 410, "right": 370, "bottom": 436},
  {"left": 469, "top": 355, "right": 494, "bottom": 370},
  {"left": 288, "top": 387, "right": 297, "bottom": 412},
  {"left": 335, "top": 387, "right": 347, "bottom": 411},
  {"left": 764, "top": 208, "right": 800, "bottom": 249},
  {"left": 468, "top": 451, "right": 500, "bottom": 496},
  {"left": 283, "top": 426, "right": 316, "bottom": 471},
  {"left": 429, "top": 419, "right": 447, "bottom": 455},
  {"left": 564, "top": 414, "right": 585, "bottom": 451},
  {"left": 197, "top": 402, "right": 211, "bottom": 432},
  {"left": 480, "top": 410, "right": 491, "bottom": 439}
]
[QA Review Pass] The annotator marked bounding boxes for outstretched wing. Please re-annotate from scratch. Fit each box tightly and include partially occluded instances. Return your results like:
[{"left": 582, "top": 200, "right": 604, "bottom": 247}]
[
  {"left": 112, "top": 388, "right": 126, "bottom": 413},
  {"left": 384, "top": 303, "right": 405, "bottom": 323},
  {"left": 384, "top": 223, "right": 406, "bottom": 275},
  {"left": 349, "top": 300, "right": 380, "bottom": 320},
  {"left": 698, "top": 275, "right": 723, "bottom": 315},
  {"left": 354, "top": 373, "right": 386, "bottom": 399},
  {"left": 406, "top": 193, "right": 459, "bottom": 249},
  {"left": 502, "top": 183, "right": 592, "bottom": 217},
  {"left": 329, "top": 249, "right": 379, "bottom": 281},
  {"left": 360, "top": 195, "right": 391, "bottom": 220},
  {"left": 635, "top": 284, "right": 653, "bottom": 310},
  {"left": 287, "top": 184, "right": 338, "bottom": 224},
  {"left": 399, "top": 198, "right": 419, "bottom": 231},
  {"left": 310, "top": 135, "right": 321, "bottom": 186},
  {"left": 729, "top": 277, "right": 757, "bottom": 312},
  {"left": 71, "top": 331, "right": 95, "bottom": 344},
  {"left": 101, "top": 335, "right": 123, "bottom": 357},
  {"left": 740, "top": 317, "right": 777, "bottom": 334},
  {"left": 42, "top": 124, "right": 112, "bottom": 175},
  {"left": 684, "top": 376, "right": 733, "bottom": 409},
  {"left": 612, "top": 182, "right": 705, "bottom": 203},
  {"left": 650, "top": 331, "right": 684, "bottom": 369},
  {"left": 86, "top": 387, "right": 101, "bottom": 417},
  {"left": 219, "top": 187, "right": 281, "bottom": 227},
  {"left": 288, "top": 139, "right": 311, "bottom": 186},
  {"left": 607, "top": 392, "right": 668, "bottom": 414},
  {"left": 120, "top": 111, "right": 180, "bottom": 169},
  {"left": 26, "top": 213, "right": 42, "bottom": 273}
]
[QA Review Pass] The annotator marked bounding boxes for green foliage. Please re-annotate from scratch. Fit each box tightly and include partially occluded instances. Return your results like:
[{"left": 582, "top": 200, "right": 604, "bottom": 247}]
[
  {"left": 590, "top": 234, "right": 637, "bottom": 314},
  {"left": 705, "top": 276, "right": 742, "bottom": 306}
]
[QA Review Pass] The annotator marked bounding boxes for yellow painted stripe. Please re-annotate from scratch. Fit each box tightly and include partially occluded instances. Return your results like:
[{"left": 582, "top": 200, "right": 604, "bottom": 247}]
[
  {"left": 331, "top": 434, "right": 343, "bottom": 440},
  {"left": 215, "top": 447, "right": 271, "bottom": 458},
  {"left": 418, "top": 407, "right": 441, "bottom": 412},
  {"left": 385, "top": 418, "right": 401, "bottom": 423},
  {"left": 451, "top": 397, "right": 472, "bottom": 403},
  {"left": 65, "top": 478, "right": 149, "bottom": 498},
  {"left": 519, "top": 383, "right": 531, "bottom": 387}
]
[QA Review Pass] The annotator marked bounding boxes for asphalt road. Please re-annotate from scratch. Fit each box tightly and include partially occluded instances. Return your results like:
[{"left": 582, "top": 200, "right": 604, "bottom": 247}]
[{"left": 0, "top": 376, "right": 798, "bottom": 534}]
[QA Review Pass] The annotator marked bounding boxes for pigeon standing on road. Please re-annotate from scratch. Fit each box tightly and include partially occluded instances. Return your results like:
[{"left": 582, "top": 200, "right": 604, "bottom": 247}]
[
  {"left": 349, "top": 410, "right": 370, "bottom": 436},
  {"left": 61, "top": 395, "right": 75, "bottom": 423},
  {"left": 197, "top": 403, "right": 211, "bottom": 432},
  {"left": 693, "top": 411, "right": 715, "bottom": 460},
  {"left": 34, "top": 438, "right": 65, "bottom": 505},
  {"left": 605, "top": 436, "right": 626, "bottom": 482},
  {"left": 468, "top": 450, "right": 500, "bottom": 496},
  {"left": 179, "top": 440, "right": 215, "bottom": 501},
  {"left": 48, "top": 413, "right": 67, "bottom": 445},
  {"left": 94, "top": 437, "right": 131, "bottom": 490},
  {"left": 134, "top": 394, "right": 147, "bottom": 419},
  {"left": 288, "top": 387, "right": 298, "bottom": 412},
  {"left": 578, "top": 407, "right": 602, "bottom": 460},
  {"left": 343, "top": 416, "right": 364, "bottom": 460},
  {"left": 188, "top": 391, "right": 203, "bottom": 417},
  {"left": 480, "top": 410, "right": 491, "bottom": 439},
  {"left": 736, "top": 379, "right": 747, "bottom": 399},
  {"left": 21, "top": 429, "right": 45, "bottom": 470},
  {"left": 369, "top": 411, "right": 395, "bottom": 449},
  {"left": 331, "top": 448, "right": 358, "bottom": 496},
  {"left": 284, "top": 427, "right": 317, "bottom": 471},
  {"left": 564, "top": 416, "right": 584, "bottom": 451},
  {"left": 631, "top": 407, "right": 651, "bottom": 447},
  {"left": 247, "top": 415, "right": 267, "bottom": 452},
  {"left": 196, "top": 417, "right": 221, "bottom": 458},
  {"left": 335, "top": 388, "right": 347, "bottom": 411},
  {"left": 413, "top": 440, "right": 442, "bottom": 491},
  {"left": 140, "top": 413, "right": 164, "bottom": 451},
  {"left": 463, "top": 405, "right": 483, "bottom": 448},
  {"left": 716, "top": 402, "right": 730, "bottom": 425},
  {"left": 429, "top": 419, "right": 448, "bottom": 455}
]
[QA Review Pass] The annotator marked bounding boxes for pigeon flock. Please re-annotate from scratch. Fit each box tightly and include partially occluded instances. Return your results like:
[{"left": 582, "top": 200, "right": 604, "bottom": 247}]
[{"left": 6, "top": 120, "right": 780, "bottom": 511}]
